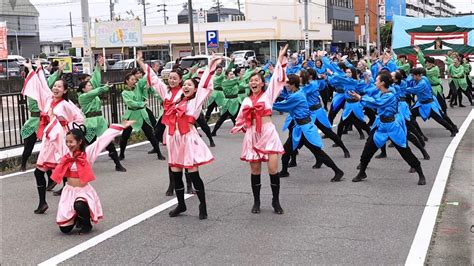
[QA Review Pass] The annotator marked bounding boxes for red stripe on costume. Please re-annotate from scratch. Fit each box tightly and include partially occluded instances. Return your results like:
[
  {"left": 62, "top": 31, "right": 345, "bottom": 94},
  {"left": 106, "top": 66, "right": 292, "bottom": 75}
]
[
  {"left": 203, "top": 70, "right": 215, "bottom": 88},
  {"left": 253, "top": 147, "right": 285, "bottom": 155},
  {"left": 110, "top": 125, "right": 124, "bottom": 131},
  {"left": 240, "top": 157, "right": 269, "bottom": 163},
  {"left": 168, "top": 157, "right": 215, "bottom": 169},
  {"left": 44, "top": 119, "right": 58, "bottom": 139},
  {"left": 21, "top": 71, "right": 36, "bottom": 94},
  {"left": 37, "top": 162, "right": 58, "bottom": 170}
]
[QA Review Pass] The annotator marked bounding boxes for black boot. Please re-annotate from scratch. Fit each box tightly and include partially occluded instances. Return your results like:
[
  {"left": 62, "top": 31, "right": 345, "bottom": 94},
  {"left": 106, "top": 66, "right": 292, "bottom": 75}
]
[
  {"left": 74, "top": 201, "right": 93, "bottom": 234},
  {"left": 195, "top": 187, "right": 207, "bottom": 220},
  {"left": 312, "top": 161, "right": 323, "bottom": 169},
  {"left": 209, "top": 139, "right": 216, "bottom": 147},
  {"left": 288, "top": 150, "right": 298, "bottom": 167},
  {"left": 330, "top": 166, "right": 344, "bottom": 182},
  {"left": 34, "top": 169, "right": 48, "bottom": 214},
  {"left": 110, "top": 150, "right": 127, "bottom": 172},
  {"left": 375, "top": 145, "right": 387, "bottom": 159},
  {"left": 352, "top": 162, "right": 368, "bottom": 182},
  {"left": 458, "top": 93, "right": 466, "bottom": 107},
  {"left": 165, "top": 167, "right": 174, "bottom": 196},
  {"left": 169, "top": 171, "right": 187, "bottom": 217},
  {"left": 414, "top": 165, "right": 426, "bottom": 185},
  {"left": 270, "top": 173, "right": 284, "bottom": 214},
  {"left": 148, "top": 148, "right": 157, "bottom": 154},
  {"left": 251, "top": 174, "right": 261, "bottom": 214},
  {"left": 279, "top": 153, "right": 290, "bottom": 177}
]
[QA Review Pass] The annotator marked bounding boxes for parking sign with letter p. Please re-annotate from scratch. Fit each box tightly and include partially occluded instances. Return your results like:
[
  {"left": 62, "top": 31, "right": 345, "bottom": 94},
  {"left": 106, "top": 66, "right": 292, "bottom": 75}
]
[{"left": 206, "top": 30, "right": 219, "bottom": 49}]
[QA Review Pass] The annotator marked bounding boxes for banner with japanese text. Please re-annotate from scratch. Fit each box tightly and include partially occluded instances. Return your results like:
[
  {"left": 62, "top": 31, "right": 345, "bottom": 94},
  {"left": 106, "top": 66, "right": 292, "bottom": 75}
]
[
  {"left": 94, "top": 20, "right": 143, "bottom": 48},
  {"left": 0, "top": 22, "right": 7, "bottom": 59}
]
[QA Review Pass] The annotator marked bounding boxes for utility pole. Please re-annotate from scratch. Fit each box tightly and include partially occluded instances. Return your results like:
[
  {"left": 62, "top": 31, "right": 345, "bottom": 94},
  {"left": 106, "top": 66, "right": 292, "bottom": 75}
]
[
  {"left": 141, "top": 0, "right": 147, "bottom": 26},
  {"left": 303, "top": 0, "right": 309, "bottom": 59},
  {"left": 376, "top": 0, "right": 381, "bottom": 54},
  {"left": 237, "top": 0, "right": 241, "bottom": 14},
  {"left": 439, "top": 0, "right": 442, "bottom": 17},
  {"left": 81, "top": 0, "right": 93, "bottom": 73},
  {"left": 157, "top": 3, "right": 168, "bottom": 25},
  {"left": 423, "top": 0, "right": 426, "bottom": 17},
  {"left": 215, "top": 0, "right": 221, "bottom": 22},
  {"left": 109, "top": 0, "right": 115, "bottom": 20},
  {"left": 187, "top": 0, "right": 196, "bottom": 56},
  {"left": 365, "top": 0, "right": 369, "bottom": 54},
  {"left": 67, "top": 12, "right": 74, "bottom": 38}
]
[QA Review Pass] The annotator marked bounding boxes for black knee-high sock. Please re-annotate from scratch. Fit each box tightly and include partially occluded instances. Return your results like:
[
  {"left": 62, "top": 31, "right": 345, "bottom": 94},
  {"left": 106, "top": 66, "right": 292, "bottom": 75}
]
[
  {"left": 188, "top": 171, "right": 205, "bottom": 205},
  {"left": 251, "top": 174, "right": 261, "bottom": 204},
  {"left": 46, "top": 170, "right": 54, "bottom": 187},
  {"left": 34, "top": 169, "right": 47, "bottom": 205},
  {"left": 269, "top": 173, "right": 280, "bottom": 201},
  {"left": 172, "top": 171, "right": 185, "bottom": 206}
]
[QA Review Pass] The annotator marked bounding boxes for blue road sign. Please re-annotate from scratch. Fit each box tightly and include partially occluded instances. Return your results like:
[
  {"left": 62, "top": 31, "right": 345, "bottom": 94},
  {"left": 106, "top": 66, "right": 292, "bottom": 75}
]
[
  {"left": 224, "top": 40, "right": 228, "bottom": 49},
  {"left": 206, "top": 30, "right": 219, "bottom": 49}
]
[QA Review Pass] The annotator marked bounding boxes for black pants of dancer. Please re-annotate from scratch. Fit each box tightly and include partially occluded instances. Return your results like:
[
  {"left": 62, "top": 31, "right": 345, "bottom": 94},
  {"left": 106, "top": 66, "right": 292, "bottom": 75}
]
[
  {"left": 154, "top": 116, "right": 167, "bottom": 143},
  {"left": 379, "top": 129, "right": 427, "bottom": 158},
  {"left": 448, "top": 81, "right": 458, "bottom": 105},
  {"left": 321, "top": 85, "right": 333, "bottom": 110},
  {"left": 196, "top": 113, "right": 214, "bottom": 144},
  {"left": 434, "top": 92, "right": 447, "bottom": 114},
  {"left": 205, "top": 101, "right": 219, "bottom": 121},
  {"left": 119, "top": 122, "right": 161, "bottom": 157},
  {"left": 315, "top": 119, "right": 349, "bottom": 154},
  {"left": 87, "top": 136, "right": 122, "bottom": 168},
  {"left": 457, "top": 88, "right": 473, "bottom": 106},
  {"left": 337, "top": 113, "right": 370, "bottom": 139},
  {"left": 21, "top": 133, "right": 37, "bottom": 168},
  {"left": 59, "top": 201, "right": 92, "bottom": 234},
  {"left": 281, "top": 131, "right": 340, "bottom": 174},
  {"left": 411, "top": 107, "right": 457, "bottom": 134},
  {"left": 327, "top": 100, "right": 344, "bottom": 125},
  {"left": 212, "top": 111, "right": 237, "bottom": 135},
  {"left": 364, "top": 108, "right": 377, "bottom": 127},
  {"left": 146, "top": 108, "right": 157, "bottom": 128},
  {"left": 359, "top": 133, "right": 421, "bottom": 173},
  {"left": 405, "top": 119, "right": 425, "bottom": 144}
]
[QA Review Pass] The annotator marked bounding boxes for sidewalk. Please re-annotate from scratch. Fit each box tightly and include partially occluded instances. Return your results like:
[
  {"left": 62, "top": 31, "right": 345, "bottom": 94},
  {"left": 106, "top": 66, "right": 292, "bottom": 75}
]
[{"left": 426, "top": 123, "right": 473, "bottom": 264}]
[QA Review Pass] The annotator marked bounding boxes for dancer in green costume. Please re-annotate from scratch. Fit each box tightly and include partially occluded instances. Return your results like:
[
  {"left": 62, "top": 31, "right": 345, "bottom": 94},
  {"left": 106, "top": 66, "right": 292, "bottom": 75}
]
[
  {"left": 447, "top": 56, "right": 472, "bottom": 107},
  {"left": 119, "top": 73, "right": 166, "bottom": 160}
]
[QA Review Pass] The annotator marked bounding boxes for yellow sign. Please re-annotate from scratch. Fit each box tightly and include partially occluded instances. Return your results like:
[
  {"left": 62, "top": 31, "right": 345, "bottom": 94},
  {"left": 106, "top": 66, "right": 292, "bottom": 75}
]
[{"left": 52, "top": 57, "right": 72, "bottom": 73}]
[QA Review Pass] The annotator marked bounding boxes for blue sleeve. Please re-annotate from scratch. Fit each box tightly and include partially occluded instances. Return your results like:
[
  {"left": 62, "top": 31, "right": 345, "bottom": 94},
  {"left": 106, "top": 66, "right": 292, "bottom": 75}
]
[
  {"left": 405, "top": 80, "right": 425, "bottom": 95},
  {"left": 388, "top": 60, "right": 398, "bottom": 72},
  {"left": 361, "top": 93, "right": 392, "bottom": 109},
  {"left": 344, "top": 59, "right": 354, "bottom": 69},
  {"left": 371, "top": 63, "right": 379, "bottom": 78},
  {"left": 273, "top": 94, "right": 301, "bottom": 113}
]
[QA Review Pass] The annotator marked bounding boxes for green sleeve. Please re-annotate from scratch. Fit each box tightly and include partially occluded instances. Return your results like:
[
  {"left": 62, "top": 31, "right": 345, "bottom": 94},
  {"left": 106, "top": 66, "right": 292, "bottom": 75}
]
[
  {"left": 79, "top": 85, "right": 109, "bottom": 102},
  {"left": 90, "top": 66, "right": 102, "bottom": 89},
  {"left": 182, "top": 71, "right": 192, "bottom": 81},
  {"left": 47, "top": 71, "right": 61, "bottom": 88},
  {"left": 446, "top": 57, "right": 453, "bottom": 66},
  {"left": 226, "top": 61, "right": 234, "bottom": 72},
  {"left": 416, "top": 51, "right": 426, "bottom": 68},
  {"left": 122, "top": 91, "right": 145, "bottom": 108},
  {"left": 243, "top": 69, "right": 254, "bottom": 83}
]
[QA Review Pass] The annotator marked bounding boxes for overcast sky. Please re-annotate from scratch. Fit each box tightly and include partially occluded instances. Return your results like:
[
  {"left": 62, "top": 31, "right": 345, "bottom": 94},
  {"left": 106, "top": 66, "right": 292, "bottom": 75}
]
[{"left": 31, "top": 0, "right": 474, "bottom": 41}]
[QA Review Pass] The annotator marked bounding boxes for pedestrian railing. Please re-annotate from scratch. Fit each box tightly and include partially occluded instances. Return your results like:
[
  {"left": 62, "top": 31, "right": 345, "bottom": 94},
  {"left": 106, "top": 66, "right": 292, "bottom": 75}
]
[{"left": 0, "top": 84, "right": 162, "bottom": 150}]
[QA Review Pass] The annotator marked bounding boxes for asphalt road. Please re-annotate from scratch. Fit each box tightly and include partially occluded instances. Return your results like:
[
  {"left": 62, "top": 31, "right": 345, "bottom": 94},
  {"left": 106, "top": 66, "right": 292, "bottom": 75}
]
[{"left": 1, "top": 106, "right": 472, "bottom": 265}]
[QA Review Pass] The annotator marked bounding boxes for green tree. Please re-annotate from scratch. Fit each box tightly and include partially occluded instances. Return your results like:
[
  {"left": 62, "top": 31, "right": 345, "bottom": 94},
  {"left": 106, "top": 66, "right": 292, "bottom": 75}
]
[
  {"left": 69, "top": 48, "right": 76, "bottom": 56},
  {"left": 381, "top": 22, "right": 393, "bottom": 49}
]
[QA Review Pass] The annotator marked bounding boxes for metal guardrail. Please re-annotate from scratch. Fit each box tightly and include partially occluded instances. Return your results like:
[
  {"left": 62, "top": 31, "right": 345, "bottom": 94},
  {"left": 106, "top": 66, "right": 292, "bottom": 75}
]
[{"left": 0, "top": 83, "right": 162, "bottom": 150}]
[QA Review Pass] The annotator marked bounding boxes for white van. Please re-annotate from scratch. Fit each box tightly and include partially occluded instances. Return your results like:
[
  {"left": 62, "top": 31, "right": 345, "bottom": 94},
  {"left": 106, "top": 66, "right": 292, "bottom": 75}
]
[{"left": 232, "top": 50, "right": 256, "bottom": 67}]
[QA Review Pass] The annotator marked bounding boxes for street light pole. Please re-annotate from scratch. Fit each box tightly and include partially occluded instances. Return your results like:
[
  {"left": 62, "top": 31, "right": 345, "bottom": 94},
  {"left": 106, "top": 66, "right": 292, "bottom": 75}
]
[{"left": 14, "top": 30, "right": 19, "bottom": 55}]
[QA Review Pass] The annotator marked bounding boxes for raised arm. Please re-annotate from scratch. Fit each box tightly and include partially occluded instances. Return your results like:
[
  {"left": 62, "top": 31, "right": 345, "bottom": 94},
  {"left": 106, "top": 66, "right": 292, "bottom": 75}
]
[
  {"left": 266, "top": 44, "right": 289, "bottom": 103},
  {"left": 90, "top": 65, "right": 102, "bottom": 89},
  {"left": 122, "top": 90, "right": 146, "bottom": 109},
  {"left": 273, "top": 93, "right": 301, "bottom": 113},
  {"left": 86, "top": 123, "right": 129, "bottom": 164},
  {"left": 79, "top": 84, "right": 110, "bottom": 103},
  {"left": 137, "top": 51, "right": 168, "bottom": 99},
  {"left": 21, "top": 61, "right": 53, "bottom": 112},
  {"left": 191, "top": 56, "right": 221, "bottom": 116}
]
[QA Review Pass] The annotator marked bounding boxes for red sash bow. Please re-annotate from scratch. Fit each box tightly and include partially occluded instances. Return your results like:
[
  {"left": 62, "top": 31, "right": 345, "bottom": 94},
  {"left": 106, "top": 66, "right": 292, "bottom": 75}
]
[
  {"left": 242, "top": 102, "right": 271, "bottom": 133},
  {"left": 51, "top": 151, "right": 95, "bottom": 185},
  {"left": 37, "top": 98, "right": 64, "bottom": 140},
  {"left": 163, "top": 100, "right": 195, "bottom": 135}
]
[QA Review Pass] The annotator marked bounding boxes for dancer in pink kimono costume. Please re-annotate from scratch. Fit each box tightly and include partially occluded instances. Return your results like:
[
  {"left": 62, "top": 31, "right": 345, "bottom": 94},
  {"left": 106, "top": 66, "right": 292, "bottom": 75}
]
[
  {"left": 51, "top": 121, "right": 133, "bottom": 234},
  {"left": 139, "top": 53, "right": 222, "bottom": 220},
  {"left": 21, "top": 60, "right": 84, "bottom": 214},
  {"left": 231, "top": 44, "right": 289, "bottom": 215}
]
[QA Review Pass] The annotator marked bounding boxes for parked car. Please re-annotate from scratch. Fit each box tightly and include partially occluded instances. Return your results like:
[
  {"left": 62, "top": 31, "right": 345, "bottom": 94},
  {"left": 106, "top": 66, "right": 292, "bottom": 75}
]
[
  {"left": 160, "top": 61, "right": 175, "bottom": 82},
  {"left": 109, "top": 59, "right": 136, "bottom": 70},
  {"left": 232, "top": 50, "right": 256, "bottom": 67},
  {"left": 0, "top": 59, "right": 22, "bottom": 79}
]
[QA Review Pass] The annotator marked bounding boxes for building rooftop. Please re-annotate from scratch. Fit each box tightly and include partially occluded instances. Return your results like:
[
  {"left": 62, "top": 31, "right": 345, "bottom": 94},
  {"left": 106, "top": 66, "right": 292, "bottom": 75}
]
[{"left": 0, "top": 0, "right": 39, "bottom": 16}]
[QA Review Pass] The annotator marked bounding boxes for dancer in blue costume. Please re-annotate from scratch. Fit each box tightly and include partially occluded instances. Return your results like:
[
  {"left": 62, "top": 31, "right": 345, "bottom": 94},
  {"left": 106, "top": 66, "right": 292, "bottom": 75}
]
[
  {"left": 375, "top": 71, "right": 430, "bottom": 161},
  {"left": 370, "top": 50, "right": 398, "bottom": 78},
  {"left": 407, "top": 68, "right": 458, "bottom": 137},
  {"left": 313, "top": 58, "right": 332, "bottom": 110},
  {"left": 327, "top": 67, "right": 371, "bottom": 141},
  {"left": 349, "top": 72, "right": 427, "bottom": 186},
  {"left": 321, "top": 55, "right": 347, "bottom": 125},
  {"left": 275, "top": 74, "right": 344, "bottom": 181}
]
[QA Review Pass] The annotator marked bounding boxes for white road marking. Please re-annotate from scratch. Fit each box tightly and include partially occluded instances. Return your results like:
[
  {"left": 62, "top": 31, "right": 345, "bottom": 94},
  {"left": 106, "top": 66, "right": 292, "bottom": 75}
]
[
  {"left": 38, "top": 194, "right": 193, "bottom": 266},
  {"left": 405, "top": 109, "right": 473, "bottom": 265}
]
